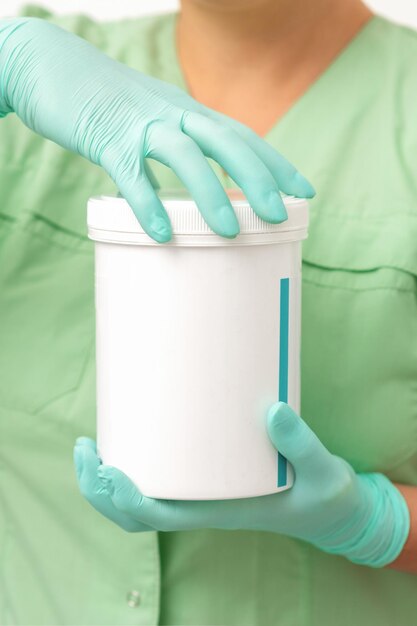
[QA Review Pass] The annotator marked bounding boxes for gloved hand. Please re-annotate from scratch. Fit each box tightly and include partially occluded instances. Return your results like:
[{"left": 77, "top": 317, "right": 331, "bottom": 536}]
[
  {"left": 74, "top": 402, "right": 410, "bottom": 568},
  {"left": 0, "top": 17, "right": 315, "bottom": 242}
]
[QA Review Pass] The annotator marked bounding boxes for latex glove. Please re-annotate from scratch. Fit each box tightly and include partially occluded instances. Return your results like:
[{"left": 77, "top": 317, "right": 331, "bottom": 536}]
[
  {"left": 74, "top": 402, "right": 410, "bottom": 568},
  {"left": 0, "top": 18, "right": 315, "bottom": 242}
]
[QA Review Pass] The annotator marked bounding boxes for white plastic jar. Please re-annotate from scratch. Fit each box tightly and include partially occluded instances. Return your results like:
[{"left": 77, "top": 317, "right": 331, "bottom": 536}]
[{"left": 88, "top": 190, "right": 308, "bottom": 500}]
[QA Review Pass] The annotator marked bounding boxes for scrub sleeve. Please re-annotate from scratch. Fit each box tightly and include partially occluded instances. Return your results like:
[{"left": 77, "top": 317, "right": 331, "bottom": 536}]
[{"left": 0, "top": 7, "right": 416, "bottom": 625}]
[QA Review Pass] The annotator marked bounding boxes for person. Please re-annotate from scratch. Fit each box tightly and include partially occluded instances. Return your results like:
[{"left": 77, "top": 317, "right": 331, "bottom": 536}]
[{"left": 0, "top": 0, "right": 416, "bottom": 624}]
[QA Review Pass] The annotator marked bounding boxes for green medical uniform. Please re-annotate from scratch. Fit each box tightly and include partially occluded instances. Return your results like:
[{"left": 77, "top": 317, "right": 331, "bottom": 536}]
[{"left": 1, "top": 6, "right": 417, "bottom": 625}]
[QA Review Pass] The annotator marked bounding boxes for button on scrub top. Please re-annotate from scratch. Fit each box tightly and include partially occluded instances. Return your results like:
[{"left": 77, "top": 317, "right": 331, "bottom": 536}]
[{"left": 0, "top": 7, "right": 417, "bottom": 625}]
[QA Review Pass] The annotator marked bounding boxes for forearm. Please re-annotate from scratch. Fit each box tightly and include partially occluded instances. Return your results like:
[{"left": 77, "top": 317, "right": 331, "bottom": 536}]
[
  {"left": 387, "top": 483, "right": 416, "bottom": 573},
  {"left": 0, "top": 17, "right": 94, "bottom": 140}
]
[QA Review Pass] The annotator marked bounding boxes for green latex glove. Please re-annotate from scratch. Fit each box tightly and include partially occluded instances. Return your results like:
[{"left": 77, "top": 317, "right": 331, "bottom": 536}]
[
  {"left": 0, "top": 17, "right": 315, "bottom": 242},
  {"left": 74, "top": 402, "right": 410, "bottom": 568}
]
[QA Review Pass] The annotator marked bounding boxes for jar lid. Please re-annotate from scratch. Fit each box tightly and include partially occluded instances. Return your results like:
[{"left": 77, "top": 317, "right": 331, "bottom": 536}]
[{"left": 88, "top": 190, "right": 309, "bottom": 247}]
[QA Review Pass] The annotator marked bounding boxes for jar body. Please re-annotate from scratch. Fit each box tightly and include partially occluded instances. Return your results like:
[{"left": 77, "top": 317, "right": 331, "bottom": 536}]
[{"left": 94, "top": 241, "right": 300, "bottom": 499}]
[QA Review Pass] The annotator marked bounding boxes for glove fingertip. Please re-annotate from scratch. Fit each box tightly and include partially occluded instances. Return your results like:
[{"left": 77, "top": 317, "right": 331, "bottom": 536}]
[
  {"left": 266, "top": 402, "right": 300, "bottom": 446},
  {"left": 267, "top": 401, "right": 292, "bottom": 426},
  {"left": 291, "top": 173, "right": 316, "bottom": 199},
  {"left": 75, "top": 436, "right": 96, "bottom": 450}
]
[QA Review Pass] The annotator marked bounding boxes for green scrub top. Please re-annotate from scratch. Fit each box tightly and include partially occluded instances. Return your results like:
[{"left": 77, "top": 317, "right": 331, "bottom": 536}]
[{"left": 1, "top": 6, "right": 417, "bottom": 625}]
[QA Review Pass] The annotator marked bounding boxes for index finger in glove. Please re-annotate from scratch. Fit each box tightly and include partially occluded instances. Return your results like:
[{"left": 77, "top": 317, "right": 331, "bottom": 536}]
[
  {"left": 144, "top": 122, "right": 240, "bottom": 238},
  {"left": 114, "top": 171, "right": 173, "bottom": 243}
]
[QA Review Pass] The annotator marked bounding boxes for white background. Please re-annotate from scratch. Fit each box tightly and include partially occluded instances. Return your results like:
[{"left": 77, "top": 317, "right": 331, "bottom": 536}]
[{"left": 1, "top": 0, "right": 417, "bottom": 29}]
